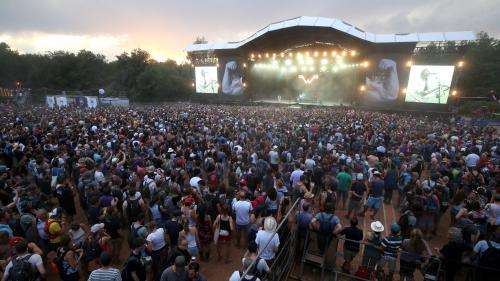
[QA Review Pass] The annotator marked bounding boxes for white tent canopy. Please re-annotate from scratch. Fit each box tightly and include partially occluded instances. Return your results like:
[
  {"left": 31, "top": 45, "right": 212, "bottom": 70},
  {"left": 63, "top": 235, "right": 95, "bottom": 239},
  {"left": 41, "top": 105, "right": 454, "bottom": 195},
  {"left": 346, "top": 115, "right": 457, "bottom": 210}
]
[{"left": 186, "top": 16, "right": 476, "bottom": 52}]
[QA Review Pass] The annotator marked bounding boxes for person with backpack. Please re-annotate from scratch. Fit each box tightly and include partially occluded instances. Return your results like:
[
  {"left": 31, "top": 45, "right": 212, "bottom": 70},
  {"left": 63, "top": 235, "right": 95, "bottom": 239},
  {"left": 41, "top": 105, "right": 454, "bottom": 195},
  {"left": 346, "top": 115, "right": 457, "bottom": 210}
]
[
  {"left": 310, "top": 202, "right": 342, "bottom": 255},
  {"left": 2, "top": 239, "right": 46, "bottom": 281},
  {"left": 122, "top": 189, "right": 146, "bottom": 224},
  {"left": 420, "top": 187, "right": 440, "bottom": 238},
  {"left": 295, "top": 203, "right": 313, "bottom": 256},
  {"left": 473, "top": 227, "right": 500, "bottom": 281},
  {"left": 121, "top": 238, "right": 147, "bottom": 281}
]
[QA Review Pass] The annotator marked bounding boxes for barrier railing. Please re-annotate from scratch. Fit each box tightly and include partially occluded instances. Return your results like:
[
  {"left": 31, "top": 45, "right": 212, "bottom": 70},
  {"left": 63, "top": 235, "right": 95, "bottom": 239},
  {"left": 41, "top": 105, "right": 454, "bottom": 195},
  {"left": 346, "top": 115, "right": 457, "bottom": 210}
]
[{"left": 238, "top": 197, "right": 300, "bottom": 281}]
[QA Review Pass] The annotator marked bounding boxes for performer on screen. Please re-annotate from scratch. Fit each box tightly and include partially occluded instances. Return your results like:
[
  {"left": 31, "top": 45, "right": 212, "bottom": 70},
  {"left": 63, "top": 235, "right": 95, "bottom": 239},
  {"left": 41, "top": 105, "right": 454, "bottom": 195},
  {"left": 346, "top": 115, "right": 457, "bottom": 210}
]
[
  {"left": 222, "top": 61, "right": 243, "bottom": 95},
  {"left": 365, "top": 59, "right": 399, "bottom": 101}
]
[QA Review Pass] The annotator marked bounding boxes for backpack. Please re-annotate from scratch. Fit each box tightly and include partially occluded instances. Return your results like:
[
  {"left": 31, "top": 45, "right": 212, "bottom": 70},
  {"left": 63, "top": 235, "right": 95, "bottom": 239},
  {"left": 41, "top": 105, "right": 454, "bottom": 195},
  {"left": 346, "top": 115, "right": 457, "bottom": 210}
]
[
  {"left": 127, "top": 198, "right": 141, "bottom": 222},
  {"left": 479, "top": 241, "right": 500, "bottom": 270},
  {"left": 425, "top": 195, "right": 439, "bottom": 213},
  {"left": 83, "top": 239, "right": 102, "bottom": 262},
  {"left": 8, "top": 254, "right": 35, "bottom": 281},
  {"left": 318, "top": 213, "right": 336, "bottom": 236},
  {"left": 121, "top": 255, "right": 140, "bottom": 281},
  {"left": 129, "top": 224, "right": 146, "bottom": 245}
]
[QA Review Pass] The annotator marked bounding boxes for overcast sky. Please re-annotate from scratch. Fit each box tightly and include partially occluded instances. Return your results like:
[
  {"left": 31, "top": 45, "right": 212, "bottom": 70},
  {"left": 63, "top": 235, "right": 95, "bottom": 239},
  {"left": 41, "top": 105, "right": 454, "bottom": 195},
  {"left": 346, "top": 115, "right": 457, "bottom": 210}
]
[{"left": 0, "top": 0, "right": 498, "bottom": 62}]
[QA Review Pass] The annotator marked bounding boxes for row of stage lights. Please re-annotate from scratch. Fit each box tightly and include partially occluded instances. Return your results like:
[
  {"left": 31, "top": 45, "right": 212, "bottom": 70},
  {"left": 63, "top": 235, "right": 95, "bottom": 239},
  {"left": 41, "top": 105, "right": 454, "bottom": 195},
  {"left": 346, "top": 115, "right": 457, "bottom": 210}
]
[
  {"left": 250, "top": 49, "right": 357, "bottom": 60},
  {"left": 254, "top": 62, "right": 368, "bottom": 73}
]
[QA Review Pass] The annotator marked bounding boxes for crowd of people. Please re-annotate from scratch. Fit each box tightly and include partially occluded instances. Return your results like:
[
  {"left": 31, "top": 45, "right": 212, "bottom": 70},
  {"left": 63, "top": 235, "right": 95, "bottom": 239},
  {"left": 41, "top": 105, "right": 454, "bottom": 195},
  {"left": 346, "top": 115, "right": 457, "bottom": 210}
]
[{"left": 0, "top": 102, "right": 498, "bottom": 281}]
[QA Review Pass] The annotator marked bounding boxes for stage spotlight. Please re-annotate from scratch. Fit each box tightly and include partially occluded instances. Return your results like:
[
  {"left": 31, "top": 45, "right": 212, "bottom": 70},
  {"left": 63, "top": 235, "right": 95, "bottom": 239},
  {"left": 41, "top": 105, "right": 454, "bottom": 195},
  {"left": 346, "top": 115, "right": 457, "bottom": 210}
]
[
  {"left": 452, "top": 90, "right": 458, "bottom": 96},
  {"left": 406, "top": 60, "right": 413, "bottom": 67},
  {"left": 285, "top": 59, "right": 292, "bottom": 66},
  {"left": 323, "top": 51, "right": 327, "bottom": 57},
  {"left": 280, "top": 53, "right": 285, "bottom": 58},
  {"left": 314, "top": 51, "right": 319, "bottom": 57},
  {"left": 289, "top": 53, "right": 293, "bottom": 57},
  {"left": 331, "top": 50, "right": 337, "bottom": 57},
  {"left": 350, "top": 50, "right": 357, "bottom": 56},
  {"left": 265, "top": 53, "right": 269, "bottom": 58},
  {"left": 342, "top": 50, "right": 347, "bottom": 56},
  {"left": 457, "top": 61, "right": 465, "bottom": 68},
  {"left": 362, "top": 61, "right": 370, "bottom": 68},
  {"left": 191, "top": 83, "right": 195, "bottom": 87},
  {"left": 243, "top": 82, "right": 247, "bottom": 87},
  {"left": 272, "top": 53, "right": 276, "bottom": 58},
  {"left": 251, "top": 53, "right": 255, "bottom": 58},
  {"left": 258, "top": 54, "right": 262, "bottom": 59},
  {"left": 305, "top": 51, "right": 310, "bottom": 57},
  {"left": 359, "top": 85, "right": 366, "bottom": 91},
  {"left": 320, "top": 59, "right": 328, "bottom": 65},
  {"left": 216, "top": 63, "right": 220, "bottom": 67},
  {"left": 243, "top": 63, "right": 247, "bottom": 68}
]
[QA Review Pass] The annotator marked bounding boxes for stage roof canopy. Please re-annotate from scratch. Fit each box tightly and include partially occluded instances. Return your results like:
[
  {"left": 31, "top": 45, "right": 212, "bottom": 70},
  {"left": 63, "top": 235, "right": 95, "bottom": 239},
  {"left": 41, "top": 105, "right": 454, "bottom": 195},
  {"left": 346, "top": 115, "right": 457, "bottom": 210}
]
[{"left": 186, "top": 16, "right": 476, "bottom": 52}]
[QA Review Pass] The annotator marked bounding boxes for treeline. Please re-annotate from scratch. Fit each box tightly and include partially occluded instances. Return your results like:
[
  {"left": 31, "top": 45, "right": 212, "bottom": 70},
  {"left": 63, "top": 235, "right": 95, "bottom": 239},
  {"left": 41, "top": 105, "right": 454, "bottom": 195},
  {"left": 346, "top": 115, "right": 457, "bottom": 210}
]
[
  {"left": 0, "top": 43, "right": 193, "bottom": 101},
  {"left": 414, "top": 32, "right": 500, "bottom": 97},
  {"left": 0, "top": 31, "right": 499, "bottom": 101}
]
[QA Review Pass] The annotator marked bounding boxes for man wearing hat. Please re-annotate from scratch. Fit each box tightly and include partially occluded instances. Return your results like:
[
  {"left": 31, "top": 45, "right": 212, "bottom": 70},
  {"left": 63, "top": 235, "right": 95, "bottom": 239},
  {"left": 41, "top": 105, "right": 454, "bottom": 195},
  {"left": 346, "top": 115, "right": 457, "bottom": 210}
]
[
  {"left": 361, "top": 221, "right": 384, "bottom": 270},
  {"left": 160, "top": 255, "right": 188, "bottom": 281}
]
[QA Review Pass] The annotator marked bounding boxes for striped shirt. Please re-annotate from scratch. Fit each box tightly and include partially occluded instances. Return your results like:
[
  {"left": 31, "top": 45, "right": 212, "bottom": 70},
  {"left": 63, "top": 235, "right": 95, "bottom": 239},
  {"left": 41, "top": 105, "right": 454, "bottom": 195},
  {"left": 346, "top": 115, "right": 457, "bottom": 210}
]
[
  {"left": 88, "top": 267, "right": 122, "bottom": 281},
  {"left": 381, "top": 235, "right": 402, "bottom": 258}
]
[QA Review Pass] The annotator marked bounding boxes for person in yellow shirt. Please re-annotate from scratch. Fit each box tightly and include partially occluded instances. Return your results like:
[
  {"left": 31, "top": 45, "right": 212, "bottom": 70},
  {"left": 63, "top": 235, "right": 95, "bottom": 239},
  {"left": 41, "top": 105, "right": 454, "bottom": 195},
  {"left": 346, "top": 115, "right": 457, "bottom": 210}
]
[{"left": 46, "top": 208, "right": 64, "bottom": 252}]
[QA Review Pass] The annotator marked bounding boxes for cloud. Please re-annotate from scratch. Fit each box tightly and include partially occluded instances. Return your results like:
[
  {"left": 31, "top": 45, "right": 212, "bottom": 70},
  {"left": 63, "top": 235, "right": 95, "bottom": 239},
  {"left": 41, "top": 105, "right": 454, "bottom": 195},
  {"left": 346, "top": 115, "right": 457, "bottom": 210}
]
[{"left": 0, "top": 0, "right": 498, "bottom": 62}]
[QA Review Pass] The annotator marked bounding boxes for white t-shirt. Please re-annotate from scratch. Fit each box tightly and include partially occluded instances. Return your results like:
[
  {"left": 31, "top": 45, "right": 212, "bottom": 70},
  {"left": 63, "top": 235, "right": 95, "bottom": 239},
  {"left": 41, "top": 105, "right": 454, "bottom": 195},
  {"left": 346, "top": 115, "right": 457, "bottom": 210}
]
[
  {"left": 229, "top": 271, "right": 261, "bottom": 281},
  {"left": 4, "top": 253, "right": 43, "bottom": 279},
  {"left": 146, "top": 228, "right": 166, "bottom": 251},
  {"left": 269, "top": 150, "right": 279, "bottom": 165},
  {"left": 255, "top": 230, "right": 280, "bottom": 260},
  {"left": 465, "top": 153, "right": 480, "bottom": 168},
  {"left": 290, "top": 169, "right": 304, "bottom": 186},
  {"left": 474, "top": 240, "right": 500, "bottom": 254},
  {"left": 232, "top": 200, "right": 253, "bottom": 225},
  {"left": 189, "top": 176, "right": 202, "bottom": 188}
]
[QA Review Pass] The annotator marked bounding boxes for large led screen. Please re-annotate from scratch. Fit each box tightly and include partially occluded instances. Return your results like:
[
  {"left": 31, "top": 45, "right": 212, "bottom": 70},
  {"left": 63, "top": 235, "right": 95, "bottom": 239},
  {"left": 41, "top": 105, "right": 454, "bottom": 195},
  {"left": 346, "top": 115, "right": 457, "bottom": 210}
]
[
  {"left": 405, "top": 65, "right": 455, "bottom": 104},
  {"left": 221, "top": 61, "right": 244, "bottom": 95},
  {"left": 195, "top": 66, "right": 218, "bottom": 93},
  {"left": 365, "top": 58, "right": 400, "bottom": 102}
]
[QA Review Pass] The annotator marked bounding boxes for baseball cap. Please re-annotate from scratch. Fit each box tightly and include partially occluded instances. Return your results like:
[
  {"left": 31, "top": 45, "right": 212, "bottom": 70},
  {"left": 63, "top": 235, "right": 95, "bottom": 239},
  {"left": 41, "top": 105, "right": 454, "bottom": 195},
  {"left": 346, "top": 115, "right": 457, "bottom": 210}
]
[{"left": 391, "top": 223, "right": 400, "bottom": 234}]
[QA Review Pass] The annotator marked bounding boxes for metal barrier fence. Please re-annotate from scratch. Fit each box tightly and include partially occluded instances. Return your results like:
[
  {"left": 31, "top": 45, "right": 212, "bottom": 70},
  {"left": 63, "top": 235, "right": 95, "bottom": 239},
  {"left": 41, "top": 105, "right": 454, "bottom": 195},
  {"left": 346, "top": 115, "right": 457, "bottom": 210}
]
[
  {"left": 236, "top": 202, "right": 500, "bottom": 281},
  {"left": 301, "top": 235, "right": 500, "bottom": 281},
  {"left": 238, "top": 198, "right": 301, "bottom": 281}
]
